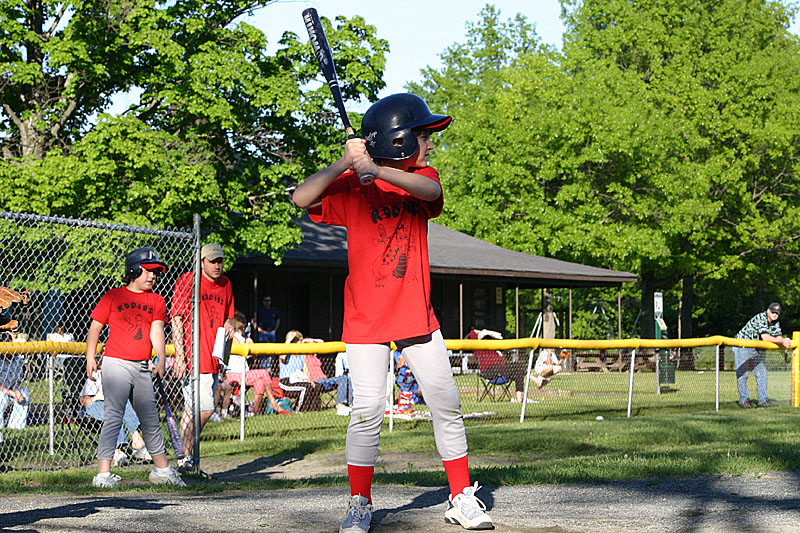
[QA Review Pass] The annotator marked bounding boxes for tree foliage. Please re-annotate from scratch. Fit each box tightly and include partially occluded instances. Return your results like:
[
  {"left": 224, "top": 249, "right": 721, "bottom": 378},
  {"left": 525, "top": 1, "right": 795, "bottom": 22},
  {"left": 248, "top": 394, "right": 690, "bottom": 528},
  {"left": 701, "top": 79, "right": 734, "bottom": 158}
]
[
  {"left": 0, "top": 1, "right": 387, "bottom": 261},
  {"left": 411, "top": 1, "right": 800, "bottom": 336}
]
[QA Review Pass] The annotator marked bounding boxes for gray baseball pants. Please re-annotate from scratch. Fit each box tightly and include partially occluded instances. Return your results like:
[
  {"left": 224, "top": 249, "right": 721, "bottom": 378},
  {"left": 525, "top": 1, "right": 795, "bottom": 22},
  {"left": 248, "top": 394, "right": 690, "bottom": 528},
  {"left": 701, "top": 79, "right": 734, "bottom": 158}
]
[
  {"left": 96, "top": 357, "right": 166, "bottom": 461},
  {"left": 345, "top": 329, "right": 467, "bottom": 466}
]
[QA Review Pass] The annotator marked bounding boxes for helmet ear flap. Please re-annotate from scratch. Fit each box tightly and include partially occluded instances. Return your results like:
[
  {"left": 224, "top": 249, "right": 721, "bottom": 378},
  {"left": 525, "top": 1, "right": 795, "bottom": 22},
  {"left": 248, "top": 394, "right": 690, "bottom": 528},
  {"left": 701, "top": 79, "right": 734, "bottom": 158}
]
[{"left": 128, "top": 265, "right": 143, "bottom": 279}]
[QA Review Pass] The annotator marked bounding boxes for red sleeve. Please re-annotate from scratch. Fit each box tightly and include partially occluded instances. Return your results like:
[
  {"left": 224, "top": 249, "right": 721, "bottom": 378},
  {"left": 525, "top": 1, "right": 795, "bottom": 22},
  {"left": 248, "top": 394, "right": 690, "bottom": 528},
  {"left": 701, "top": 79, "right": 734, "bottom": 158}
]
[
  {"left": 90, "top": 291, "right": 113, "bottom": 325},
  {"left": 170, "top": 272, "right": 191, "bottom": 319},
  {"left": 309, "top": 171, "right": 356, "bottom": 226},
  {"left": 154, "top": 294, "right": 168, "bottom": 322},
  {"left": 413, "top": 166, "right": 444, "bottom": 219}
]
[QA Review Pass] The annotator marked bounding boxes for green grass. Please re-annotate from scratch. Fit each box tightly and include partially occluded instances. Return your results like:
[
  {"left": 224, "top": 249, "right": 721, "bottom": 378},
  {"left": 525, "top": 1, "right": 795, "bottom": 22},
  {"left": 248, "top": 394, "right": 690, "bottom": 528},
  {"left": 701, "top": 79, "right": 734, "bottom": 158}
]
[
  {"left": 5, "top": 363, "right": 797, "bottom": 493},
  {"left": 3, "top": 405, "right": 800, "bottom": 494}
]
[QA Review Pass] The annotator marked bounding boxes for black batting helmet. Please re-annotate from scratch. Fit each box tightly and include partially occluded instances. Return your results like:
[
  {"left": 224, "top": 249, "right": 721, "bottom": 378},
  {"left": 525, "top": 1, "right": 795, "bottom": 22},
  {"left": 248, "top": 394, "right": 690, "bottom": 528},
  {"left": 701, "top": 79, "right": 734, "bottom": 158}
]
[
  {"left": 125, "top": 247, "right": 166, "bottom": 279},
  {"left": 361, "top": 93, "right": 452, "bottom": 160}
]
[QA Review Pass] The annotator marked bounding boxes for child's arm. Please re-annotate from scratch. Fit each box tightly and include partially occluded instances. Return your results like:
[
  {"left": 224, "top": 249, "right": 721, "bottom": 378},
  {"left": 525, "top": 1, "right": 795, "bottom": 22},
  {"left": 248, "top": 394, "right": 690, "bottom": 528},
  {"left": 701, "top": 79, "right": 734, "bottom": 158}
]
[
  {"left": 293, "top": 139, "right": 362, "bottom": 208},
  {"left": 86, "top": 319, "right": 104, "bottom": 380},
  {"left": 359, "top": 164, "right": 442, "bottom": 201},
  {"left": 150, "top": 320, "right": 167, "bottom": 379}
]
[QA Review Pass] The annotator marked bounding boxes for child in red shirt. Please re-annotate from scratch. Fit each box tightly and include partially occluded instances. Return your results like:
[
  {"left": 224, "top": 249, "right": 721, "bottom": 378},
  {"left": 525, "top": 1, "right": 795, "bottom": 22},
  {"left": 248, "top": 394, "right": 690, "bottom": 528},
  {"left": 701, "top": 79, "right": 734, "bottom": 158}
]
[
  {"left": 293, "top": 93, "right": 493, "bottom": 532},
  {"left": 86, "top": 247, "right": 185, "bottom": 488}
]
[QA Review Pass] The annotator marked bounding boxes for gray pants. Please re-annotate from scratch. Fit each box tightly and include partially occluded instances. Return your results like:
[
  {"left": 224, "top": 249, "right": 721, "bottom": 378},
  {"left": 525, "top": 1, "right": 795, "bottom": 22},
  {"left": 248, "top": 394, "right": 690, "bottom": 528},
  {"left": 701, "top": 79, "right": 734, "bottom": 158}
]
[
  {"left": 346, "top": 329, "right": 467, "bottom": 466},
  {"left": 97, "top": 357, "right": 166, "bottom": 461}
]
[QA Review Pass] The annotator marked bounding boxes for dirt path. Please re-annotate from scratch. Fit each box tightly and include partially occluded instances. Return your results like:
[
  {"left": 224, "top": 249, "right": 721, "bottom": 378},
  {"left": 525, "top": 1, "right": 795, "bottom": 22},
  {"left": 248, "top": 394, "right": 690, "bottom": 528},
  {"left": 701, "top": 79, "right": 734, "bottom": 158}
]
[{"left": 201, "top": 450, "right": 516, "bottom": 482}]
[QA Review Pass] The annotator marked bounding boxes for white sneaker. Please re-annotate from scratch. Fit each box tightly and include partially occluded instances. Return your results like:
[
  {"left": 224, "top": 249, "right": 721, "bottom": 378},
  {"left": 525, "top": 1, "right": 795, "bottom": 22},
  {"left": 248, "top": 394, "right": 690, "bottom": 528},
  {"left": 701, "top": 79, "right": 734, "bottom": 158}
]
[
  {"left": 336, "top": 405, "right": 353, "bottom": 416},
  {"left": 340, "top": 494, "right": 373, "bottom": 533},
  {"left": 208, "top": 411, "right": 223, "bottom": 423},
  {"left": 444, "top": 482, "right": 494, "bottom": 530},
  {"left": 92, "top": 472, "right": 121, "bottom": 488},
  {"left": 148, "top": 467, "right": 187, "bottom": 487},
  {"left": 132, "top": 446, "right": 152, "bottom": 463},
  {"left": 111, "top": 448, "right": 129, "bottom": 467}
]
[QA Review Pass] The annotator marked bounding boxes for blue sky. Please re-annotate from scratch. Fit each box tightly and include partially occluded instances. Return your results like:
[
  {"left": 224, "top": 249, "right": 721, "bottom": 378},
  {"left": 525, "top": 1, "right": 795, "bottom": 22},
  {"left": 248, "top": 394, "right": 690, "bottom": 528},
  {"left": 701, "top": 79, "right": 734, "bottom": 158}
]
[
  {"left": 248, "top": 0, "right": 799, "bottom": 104},
  {"left": 246, "top": 0, "right": 566, "bottom": 101}
]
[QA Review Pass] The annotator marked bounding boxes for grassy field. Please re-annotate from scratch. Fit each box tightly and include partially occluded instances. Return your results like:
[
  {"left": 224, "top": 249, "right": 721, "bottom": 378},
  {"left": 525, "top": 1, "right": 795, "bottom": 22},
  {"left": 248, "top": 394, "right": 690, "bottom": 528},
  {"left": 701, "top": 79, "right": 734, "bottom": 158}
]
[{"left": 3, "top": 357, "right": 796, "bottom": 494}]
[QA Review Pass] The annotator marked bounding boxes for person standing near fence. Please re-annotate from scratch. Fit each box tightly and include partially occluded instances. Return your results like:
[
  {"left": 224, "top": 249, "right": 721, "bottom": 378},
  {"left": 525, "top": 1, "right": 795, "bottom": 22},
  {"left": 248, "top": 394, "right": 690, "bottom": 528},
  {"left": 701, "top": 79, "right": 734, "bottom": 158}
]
[
  {"left": 170, "top": 243, "right": 235, "bottom": 471},
  {"left": 734, "top": 302, "right": 792, "bottom": 408},
  {"left": 293, "top": 93, "right": 493, "bottom": 532},
  {"left": 85, "top": 247, "right": 185, "bottom": 488}
]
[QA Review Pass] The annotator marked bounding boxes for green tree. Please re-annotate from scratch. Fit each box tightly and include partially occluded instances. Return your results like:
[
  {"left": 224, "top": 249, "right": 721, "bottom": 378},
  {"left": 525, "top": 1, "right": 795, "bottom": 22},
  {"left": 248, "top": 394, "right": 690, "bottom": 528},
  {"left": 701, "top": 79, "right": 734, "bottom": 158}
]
[
  {"left": 0, "top": 1, "right": 387, "bottom": 261},
  {"left": 412, "top": 1, "right": 800, "bottom": 338}
]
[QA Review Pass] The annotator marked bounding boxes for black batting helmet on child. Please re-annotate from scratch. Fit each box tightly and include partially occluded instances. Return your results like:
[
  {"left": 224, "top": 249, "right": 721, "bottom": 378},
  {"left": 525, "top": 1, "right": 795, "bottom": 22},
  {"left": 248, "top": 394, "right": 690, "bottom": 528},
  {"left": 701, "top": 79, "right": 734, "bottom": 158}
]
[
  {"left": 125, "top": 247, "right": 166, "bottom": 279},
  {"left": 361, "top": 93, "right": 452, "bottom": 160}
]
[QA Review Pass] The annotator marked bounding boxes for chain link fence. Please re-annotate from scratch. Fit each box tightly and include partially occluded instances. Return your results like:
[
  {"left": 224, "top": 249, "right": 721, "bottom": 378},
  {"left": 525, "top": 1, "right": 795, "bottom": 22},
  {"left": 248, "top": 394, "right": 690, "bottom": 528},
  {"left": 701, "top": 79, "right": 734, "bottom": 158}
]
[
  {"left": 198, "top": 340, "right": 796, "bottom": 448},
  {"left": 0, "top": 210, "right": 795, "bottom": 471},
  {"left": 0, "top": 212, "right": 195, "bottom": 470}
]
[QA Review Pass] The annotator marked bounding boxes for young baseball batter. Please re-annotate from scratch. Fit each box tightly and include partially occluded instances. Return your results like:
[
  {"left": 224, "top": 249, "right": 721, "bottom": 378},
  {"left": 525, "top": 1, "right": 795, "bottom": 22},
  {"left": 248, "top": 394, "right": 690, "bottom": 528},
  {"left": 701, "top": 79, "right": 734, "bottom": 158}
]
[
  {"left": 86, "top": 247, "right": 185, "bottom": 488},
  {"left": 293, "top": 93, "right": 493, "bottom": 532}
]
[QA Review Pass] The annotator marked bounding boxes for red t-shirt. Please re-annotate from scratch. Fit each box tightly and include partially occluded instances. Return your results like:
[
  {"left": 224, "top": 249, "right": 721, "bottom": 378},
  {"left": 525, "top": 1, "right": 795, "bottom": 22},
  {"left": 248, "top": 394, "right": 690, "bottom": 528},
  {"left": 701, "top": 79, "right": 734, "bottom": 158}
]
[
  {"left": 170, "top": 271, "right": 235, "bottom": 374},
  {"left": 309, "top": 166, "right": 443, "bottom": 343},
  {"left": 90, "top": 287, "right": 168, "bottom": 361}
]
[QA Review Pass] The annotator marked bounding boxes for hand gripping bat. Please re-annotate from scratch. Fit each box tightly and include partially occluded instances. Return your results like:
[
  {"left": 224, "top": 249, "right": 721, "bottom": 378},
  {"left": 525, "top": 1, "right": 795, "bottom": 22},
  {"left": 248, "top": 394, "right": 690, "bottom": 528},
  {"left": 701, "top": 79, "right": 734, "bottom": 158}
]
[
  {"left": 156, "top": 375, "right": 185, "bottom": 459},
  {"left": 303, "top": 8, "right": 375, "bottom": 185}
]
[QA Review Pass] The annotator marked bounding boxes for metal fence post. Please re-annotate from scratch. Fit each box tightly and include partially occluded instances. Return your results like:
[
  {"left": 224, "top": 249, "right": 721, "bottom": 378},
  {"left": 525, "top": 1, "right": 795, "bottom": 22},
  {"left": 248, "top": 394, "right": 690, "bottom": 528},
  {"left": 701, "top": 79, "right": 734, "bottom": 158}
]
[
  {"left": 792, "top": 332, "right": 799, "bottom": 407},
  {"left": 627, "top": 349, "right": 636, "bottom": 418},
  {"left": 192, "top": 214, "right": 201, "bottom": 473},
  {"left": 715, "top": 344, "right": 720, "bottom": 411},
  {"left": 48, "top": 354, "right": 54, "bottom": 455}
]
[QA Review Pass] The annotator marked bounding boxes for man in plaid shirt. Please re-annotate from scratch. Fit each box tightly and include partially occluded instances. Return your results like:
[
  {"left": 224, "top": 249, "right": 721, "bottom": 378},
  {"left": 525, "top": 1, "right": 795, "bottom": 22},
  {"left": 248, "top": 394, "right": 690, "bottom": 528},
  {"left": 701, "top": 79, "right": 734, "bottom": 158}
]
[{"left": 734, "top": 302, "right": 792, "bottom": 408}]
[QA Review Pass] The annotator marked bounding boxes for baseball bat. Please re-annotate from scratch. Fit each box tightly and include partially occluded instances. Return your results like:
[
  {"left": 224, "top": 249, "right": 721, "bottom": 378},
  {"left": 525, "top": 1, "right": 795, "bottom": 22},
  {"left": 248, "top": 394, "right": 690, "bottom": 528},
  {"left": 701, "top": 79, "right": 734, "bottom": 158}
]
[
  {"left": 156, "top": 375, "right": 185, "bottom": 459},
  {"left": 302, "top": 7, "right": 374, "bottom": 186}
]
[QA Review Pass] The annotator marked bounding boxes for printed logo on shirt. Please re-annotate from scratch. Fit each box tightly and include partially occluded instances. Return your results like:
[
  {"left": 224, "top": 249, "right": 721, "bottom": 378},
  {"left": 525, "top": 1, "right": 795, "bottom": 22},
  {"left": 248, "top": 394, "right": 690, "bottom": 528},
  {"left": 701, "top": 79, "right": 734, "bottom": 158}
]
[
  {"left": 116, "top": 301, "right": 155, "bottom": 314},
  {"left": 370, "top": 200, "right": 419, "bottom": 224},
  {"left": 373, "top": 222, "right": 416, "bottom": 286},
  {"left": 123, "top": 312, "right": 147, "bottom": 341},
  {"left": 202, "top": 298, "right": 219, "bottom": 330}
]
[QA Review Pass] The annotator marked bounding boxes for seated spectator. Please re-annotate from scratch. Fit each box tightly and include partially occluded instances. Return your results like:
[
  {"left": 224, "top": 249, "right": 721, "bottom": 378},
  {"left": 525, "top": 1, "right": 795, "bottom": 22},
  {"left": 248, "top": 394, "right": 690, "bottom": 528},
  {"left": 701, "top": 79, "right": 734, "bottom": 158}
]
[
  {"left": 46, "top": 323, "right": 74, "bottom": 343},
  {"left": 279, "top": 330, "right": 321, "bottom": 411},
  {"left": 393, "top": 350, "right": 424, "bottom": 404},
  {"left": 0, "top": 353, "right": 29, "bottom": 445},
  {"left": 10, "top": 331, "right": 28, "bottom": 342},
  {"left": 469, "top": 327, "right": 545, "bottom": 403},
  {"left": 304, "top": 343, "right": 353, "bottom": 416},
  {"left": 79, "top": 368, "right": 151, "bottom": 465},
  {"left": 335, "top": 351, "right": 349, "bottom": 377},
  {"left": 535, "top": 348, "right": 567, "bottom": 382},
  {"left": 222, "top": 317, "right": 290, "bottom": 415}
]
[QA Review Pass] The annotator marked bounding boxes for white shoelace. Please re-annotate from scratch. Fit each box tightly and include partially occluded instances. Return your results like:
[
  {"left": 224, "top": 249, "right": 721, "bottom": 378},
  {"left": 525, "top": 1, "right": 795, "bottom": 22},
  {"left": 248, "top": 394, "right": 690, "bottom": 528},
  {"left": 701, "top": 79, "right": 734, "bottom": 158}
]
[
  {"left": 348, "top": 498, "right": 373, "bottom": 524},
  {"left": 453, "top": 482, "right": 487, "bottom": 519}
]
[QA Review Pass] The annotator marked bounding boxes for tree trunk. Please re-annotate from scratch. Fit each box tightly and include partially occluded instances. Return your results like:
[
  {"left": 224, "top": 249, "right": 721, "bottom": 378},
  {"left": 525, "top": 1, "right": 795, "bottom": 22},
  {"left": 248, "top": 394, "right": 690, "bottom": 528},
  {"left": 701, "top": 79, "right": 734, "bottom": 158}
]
[{"left": 640, "top": 273, "right": 655, "bottom": 339}]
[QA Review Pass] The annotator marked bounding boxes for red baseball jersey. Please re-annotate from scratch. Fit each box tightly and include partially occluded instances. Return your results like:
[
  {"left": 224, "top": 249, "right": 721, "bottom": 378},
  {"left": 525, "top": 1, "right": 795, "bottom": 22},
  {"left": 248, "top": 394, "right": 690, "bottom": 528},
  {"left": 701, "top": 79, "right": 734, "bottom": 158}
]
[
  {"left": 309, "top": 166, "right": 443, "bottom": 343},
  {"left": 171, "top": 271, "right": 235, "bottom": 374},
  {"left": 90, "top": 287, "right": 168, "bottom": 361}
]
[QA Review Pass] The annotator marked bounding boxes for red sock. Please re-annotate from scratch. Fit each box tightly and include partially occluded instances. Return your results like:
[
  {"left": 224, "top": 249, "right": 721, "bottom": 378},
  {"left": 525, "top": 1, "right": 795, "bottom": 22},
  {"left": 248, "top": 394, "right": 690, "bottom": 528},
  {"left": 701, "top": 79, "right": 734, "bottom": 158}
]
[
  {"left": 443, "top": 455, "right": 471, "bottom": 498},
  {"left": 348, "top": 464, "right": 374, "bottom": 503}
]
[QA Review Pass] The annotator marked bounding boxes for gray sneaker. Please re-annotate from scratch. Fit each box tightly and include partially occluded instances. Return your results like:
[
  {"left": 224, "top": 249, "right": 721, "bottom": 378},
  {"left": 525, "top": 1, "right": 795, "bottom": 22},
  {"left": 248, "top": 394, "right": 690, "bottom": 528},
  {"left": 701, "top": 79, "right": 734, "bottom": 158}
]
[
  {"left": 92, "top": 472, "right": 122, "bottom": 488},
  {"left": 148, "top": 467, "right": 187, "bottom": 487},
  {"left": 340, "top": 494, "right": 373, "bottom": 533},
  {"left": 444, "top": 482, "right": 494, "bottom": 530}
]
